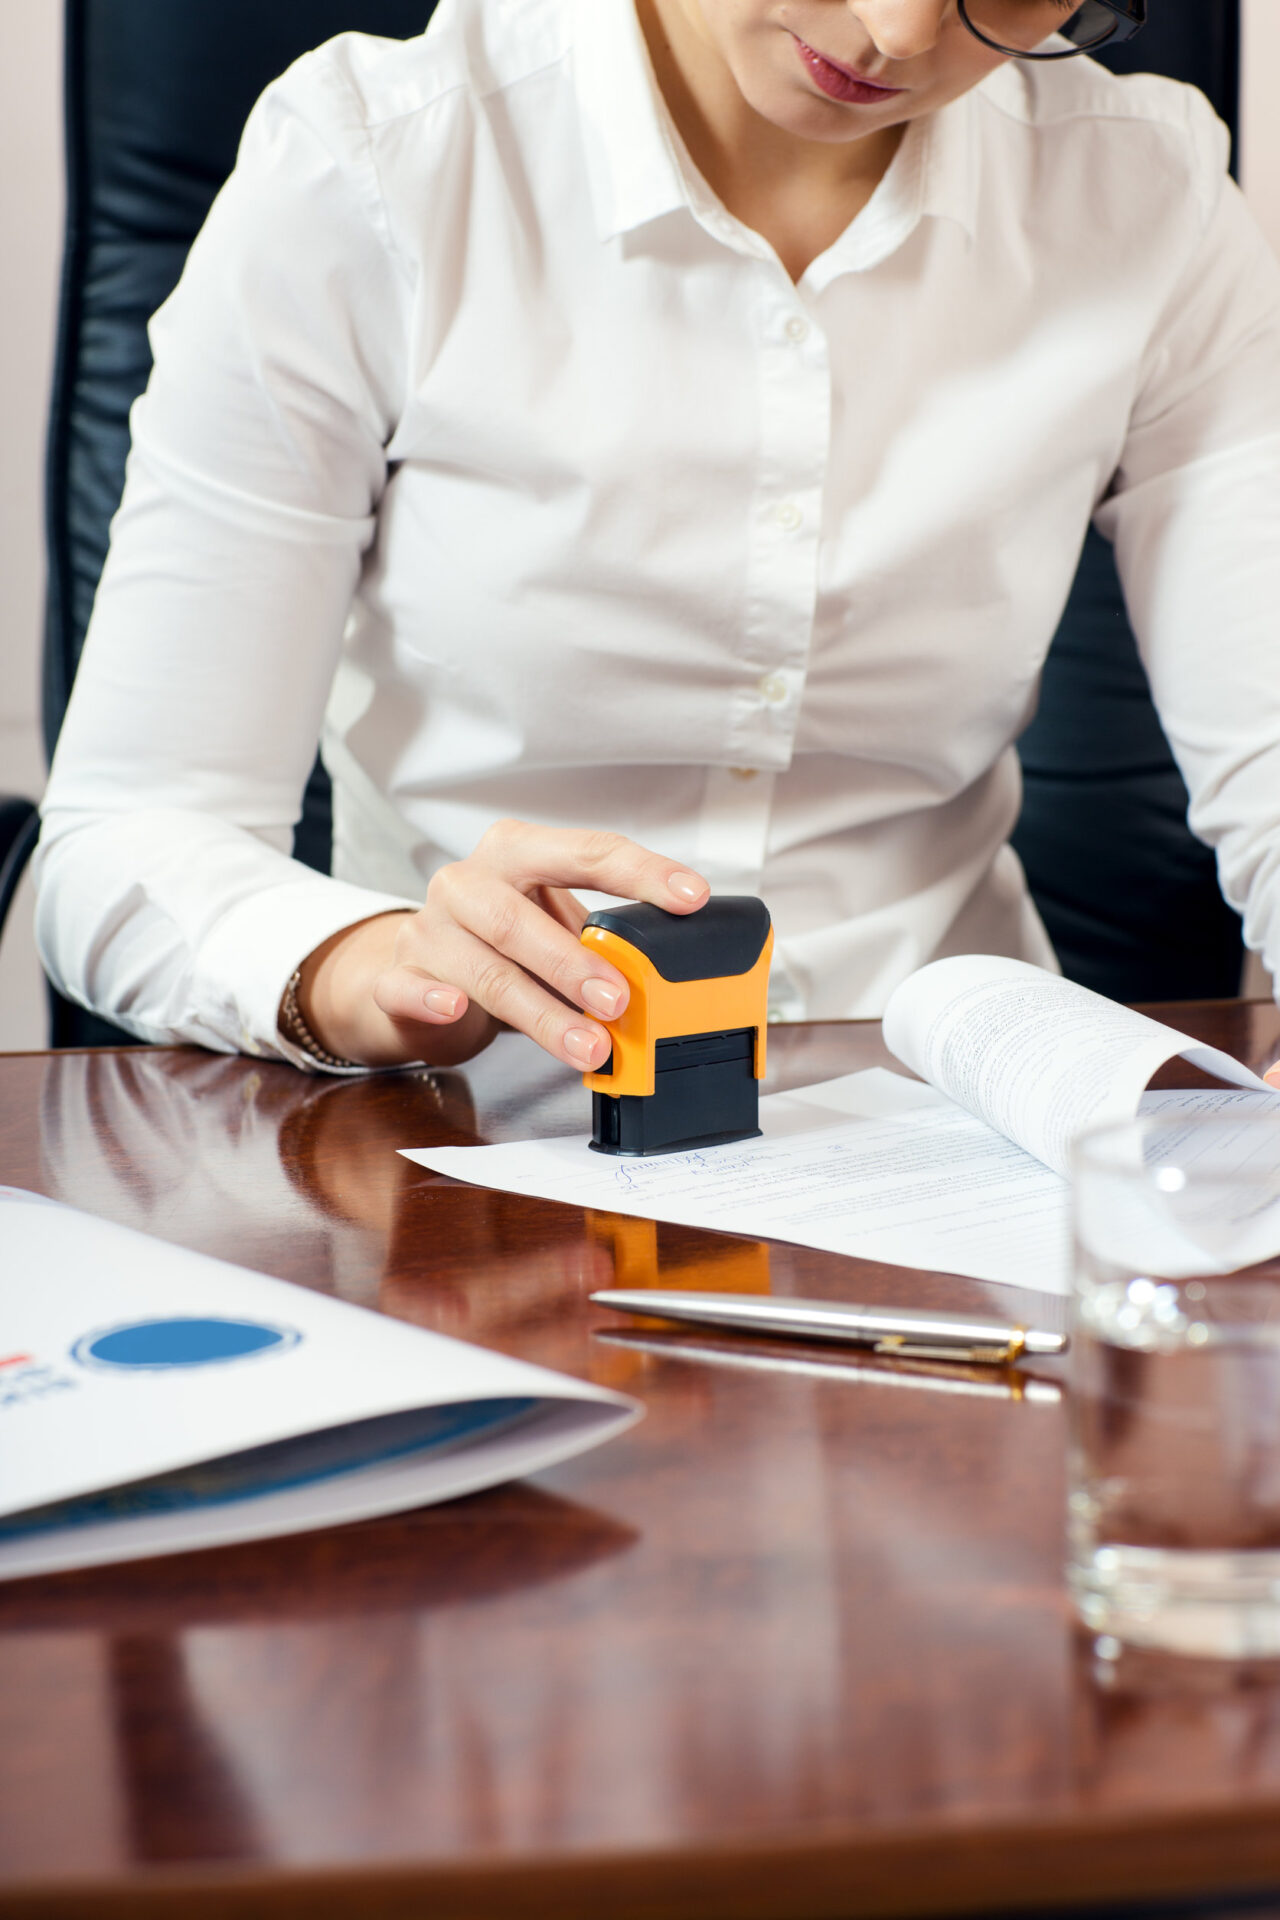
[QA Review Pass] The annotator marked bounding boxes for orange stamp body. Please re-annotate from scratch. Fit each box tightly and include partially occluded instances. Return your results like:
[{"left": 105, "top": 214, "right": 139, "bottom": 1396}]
[{"left": 580, "top": 897, "right": 773, "bottom": 1157}]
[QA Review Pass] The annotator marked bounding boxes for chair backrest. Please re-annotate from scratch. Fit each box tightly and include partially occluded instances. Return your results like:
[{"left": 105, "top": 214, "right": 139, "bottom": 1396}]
[
  {"left": 44, "top": 0, "right": 1244, "bottom": 1047},
  {"left": 1011, "top": 4, "right": 1245, "bottom": 1002}
]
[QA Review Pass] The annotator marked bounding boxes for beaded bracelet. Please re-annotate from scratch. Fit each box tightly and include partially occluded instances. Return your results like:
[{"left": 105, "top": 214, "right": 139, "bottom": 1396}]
[{"left": 278, "top": 968, "right": 362, "bottom": 1071}]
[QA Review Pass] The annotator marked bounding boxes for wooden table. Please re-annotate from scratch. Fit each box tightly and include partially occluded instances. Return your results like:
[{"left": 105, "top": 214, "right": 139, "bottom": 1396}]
[{"left": 5, "top": 1006, "right": 1280, "bottom": 1919}]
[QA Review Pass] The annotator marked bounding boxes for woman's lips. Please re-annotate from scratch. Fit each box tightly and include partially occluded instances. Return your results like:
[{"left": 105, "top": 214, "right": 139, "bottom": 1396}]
[{"left": 793, "top": 36, "right": 905, "bottom": 104}]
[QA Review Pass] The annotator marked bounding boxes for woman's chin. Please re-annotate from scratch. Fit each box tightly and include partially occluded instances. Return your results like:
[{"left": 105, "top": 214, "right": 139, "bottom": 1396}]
[{"left": 736, "top": 65, "right": 912, "bottom": 144}]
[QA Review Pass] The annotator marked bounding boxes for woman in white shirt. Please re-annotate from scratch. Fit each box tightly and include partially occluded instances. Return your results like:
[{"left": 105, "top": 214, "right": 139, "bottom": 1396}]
[{"left": 34, "top": 0, "right": 1280, "bottom": 1075}]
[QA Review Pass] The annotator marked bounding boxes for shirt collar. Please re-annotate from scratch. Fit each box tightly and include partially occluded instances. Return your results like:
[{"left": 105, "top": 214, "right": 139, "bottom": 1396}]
[
  {"left": 571, "top": 0, "right": 692, "bottom": 242},
  {"left": 922, "top": 75, "right": 982, "bottom": 246},
  {"left": 571, "top": 0, "right": 981, "bottom": 263},
  {"left": 807, "top": 86, "right": 979, "bottom": 286}
]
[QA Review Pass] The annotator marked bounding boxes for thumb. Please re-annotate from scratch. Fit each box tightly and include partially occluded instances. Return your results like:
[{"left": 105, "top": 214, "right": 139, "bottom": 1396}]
[{"left": 373, "top": 965, "right": 469, "bottom": 1025}]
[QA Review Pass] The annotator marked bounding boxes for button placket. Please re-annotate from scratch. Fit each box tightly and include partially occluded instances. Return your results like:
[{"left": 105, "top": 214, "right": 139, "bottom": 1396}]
[
  {"left": 733, "top": 291, "right": 830, "bottom": 765},
  {"left": 693, "top": 765, "right": 777, "bottom": 895}
]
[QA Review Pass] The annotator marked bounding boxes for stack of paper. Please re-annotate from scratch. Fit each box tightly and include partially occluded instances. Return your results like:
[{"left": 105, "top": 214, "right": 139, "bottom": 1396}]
[{"left": 0, "top": 1187, "right": 638, "bottom": 1581}]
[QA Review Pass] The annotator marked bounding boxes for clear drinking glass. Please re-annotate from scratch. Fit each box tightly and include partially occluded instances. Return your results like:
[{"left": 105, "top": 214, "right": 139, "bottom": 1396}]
[{"left": 1069, "top": 1112, "right": 1280, "bottom": 1659}]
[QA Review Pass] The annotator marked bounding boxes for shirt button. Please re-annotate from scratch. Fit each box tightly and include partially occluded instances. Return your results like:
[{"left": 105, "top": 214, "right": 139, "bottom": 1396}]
[
  {"left": 784, "top": 314, "right": 809, "bottom": 344},
  {"left": 757, "top": 672, "right": 788, "bottom": 706},
  {"left": 774, "top": 501, "right": 802, "bottom": 532}
]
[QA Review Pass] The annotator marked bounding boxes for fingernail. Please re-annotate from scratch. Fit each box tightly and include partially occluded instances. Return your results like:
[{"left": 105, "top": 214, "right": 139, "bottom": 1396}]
[
  {"left": 564, "top": 1027, "right": 605, "bottom": 1068},
  {"left": 425, "top": 987, "right": 463, "bottom": 1017},
  {"left": 580, "top": 977, "right": 625, "bottom": 1017},
  {"left": 668, "top": 871, "right": 707, "bottom": 902}
]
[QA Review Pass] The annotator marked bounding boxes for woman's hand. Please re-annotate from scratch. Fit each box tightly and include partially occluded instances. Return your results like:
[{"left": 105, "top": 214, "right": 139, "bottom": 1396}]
[{"left": 291, "top": 819, "right": 710, "bottom": 1071}]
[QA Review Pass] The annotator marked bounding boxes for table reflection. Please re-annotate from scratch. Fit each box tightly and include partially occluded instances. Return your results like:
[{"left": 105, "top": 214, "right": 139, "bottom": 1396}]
[
  {"left": 23, "top": 1035, "right": 1280, "bottom": 1879},
  {"left": 108, "top": 1634, "right": 264, "bottom": 1864},
  {"left": 22, "top": 1039, "right": 1079, "bottom": 1856},
  {"left": 1074, "top": 1629, "right": 1280, "bottom": 1808},
  {"left": 33, "top": 1048, "right": 408, "bottom": 1301}
]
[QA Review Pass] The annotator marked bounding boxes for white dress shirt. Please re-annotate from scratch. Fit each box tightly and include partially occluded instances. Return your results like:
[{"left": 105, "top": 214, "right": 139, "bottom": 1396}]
[{"left": 35, "top": 0, "right": 1280, "bottom": 1066}]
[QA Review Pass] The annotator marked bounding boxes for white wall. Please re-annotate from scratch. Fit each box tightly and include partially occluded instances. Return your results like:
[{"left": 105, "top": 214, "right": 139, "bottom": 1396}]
[
  {"left": 1242, "top": 0, "right": 1280, "bottom": 260},
  {"left": 0, "top": 5, "right": 1278, "bottom": 1049}
]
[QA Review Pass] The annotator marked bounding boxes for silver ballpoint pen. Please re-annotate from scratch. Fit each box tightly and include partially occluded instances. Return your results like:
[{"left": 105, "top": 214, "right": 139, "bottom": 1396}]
[{"left": 589, "top": 1289, "right": 1068, "bottom": 1365}]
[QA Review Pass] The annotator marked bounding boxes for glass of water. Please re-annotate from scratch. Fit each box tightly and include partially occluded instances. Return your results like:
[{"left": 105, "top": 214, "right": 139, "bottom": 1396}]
[{"left": 1069, "top": 1110, "right": 1280, "bottom": 1659}]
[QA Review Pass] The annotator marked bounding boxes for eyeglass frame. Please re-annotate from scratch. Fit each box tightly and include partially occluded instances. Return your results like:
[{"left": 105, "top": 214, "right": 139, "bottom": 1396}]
[{"left": 956, "top": 0, "right": 1146, "bottom": 61}]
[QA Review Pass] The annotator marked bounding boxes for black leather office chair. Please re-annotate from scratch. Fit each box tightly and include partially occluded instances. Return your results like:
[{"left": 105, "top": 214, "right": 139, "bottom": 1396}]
[
  {"left": 1010, "top": 5, "right": 1245, "bottom": 1003},
  {"left": 0, "top": 800, "right": 40, "bottom": 959},
  {"left": 0, "top": 0, "right": 1248, "bottom": 1046}
]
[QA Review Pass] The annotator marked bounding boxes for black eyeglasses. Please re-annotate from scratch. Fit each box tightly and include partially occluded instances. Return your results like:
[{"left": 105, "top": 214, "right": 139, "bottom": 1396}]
[{"left": 957, "top": 0, "right": 1146, "bottom": 60}]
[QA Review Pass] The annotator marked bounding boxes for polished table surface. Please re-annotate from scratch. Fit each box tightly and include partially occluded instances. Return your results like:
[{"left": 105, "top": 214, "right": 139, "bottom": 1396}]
[{"left": 6, "top": 1007, "right": 1280, "bottom": 1919}]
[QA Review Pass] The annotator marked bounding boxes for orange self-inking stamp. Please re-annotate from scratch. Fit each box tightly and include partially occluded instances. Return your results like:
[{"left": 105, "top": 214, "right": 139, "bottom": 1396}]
[{"left": 579, "top": 896, "right": 773, "bottom": 1157}]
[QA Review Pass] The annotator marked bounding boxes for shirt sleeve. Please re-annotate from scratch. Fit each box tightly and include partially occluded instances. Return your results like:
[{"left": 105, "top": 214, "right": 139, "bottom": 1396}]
[
  {"left": 34, "top": 47, "right": 422, "bottom": 1065},
  {"left": 1095, "top": 171, "right": 1280, "bottom": 987}
]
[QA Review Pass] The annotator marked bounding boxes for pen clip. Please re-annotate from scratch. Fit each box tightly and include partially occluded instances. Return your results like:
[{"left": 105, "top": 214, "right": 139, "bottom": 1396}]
[{"left": 872, "top": 1329, "right": 1027, "bottom": 1366}]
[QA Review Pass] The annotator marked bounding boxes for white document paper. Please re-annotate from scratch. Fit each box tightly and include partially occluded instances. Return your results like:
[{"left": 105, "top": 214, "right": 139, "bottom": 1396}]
[
  {"left": 407, "top": 1066, "right": 1078, "bottom": 1290},
  {"left": 1075, "top": 1085, "right": 1280, "bottom": 1279},
  {"left": 882, "top": 956, "right": 1268, "bottom": 1178},
  {"left": 0, "top": 1187, "right": 638, "bottom": 1581},
  {"left": 402, "top": 957, "right": 1280, "bottom": 1297}
]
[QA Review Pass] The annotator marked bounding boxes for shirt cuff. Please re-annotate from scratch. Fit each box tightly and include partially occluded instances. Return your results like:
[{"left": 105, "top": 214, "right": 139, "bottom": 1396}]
[{"left": 195, "top": 871, "right": 421, "bottom": 1070}]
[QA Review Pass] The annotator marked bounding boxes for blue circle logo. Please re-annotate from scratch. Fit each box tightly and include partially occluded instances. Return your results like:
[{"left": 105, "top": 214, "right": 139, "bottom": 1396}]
[{"left": 71, "top": 1317, "right": 300, "bottom": 1372}]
